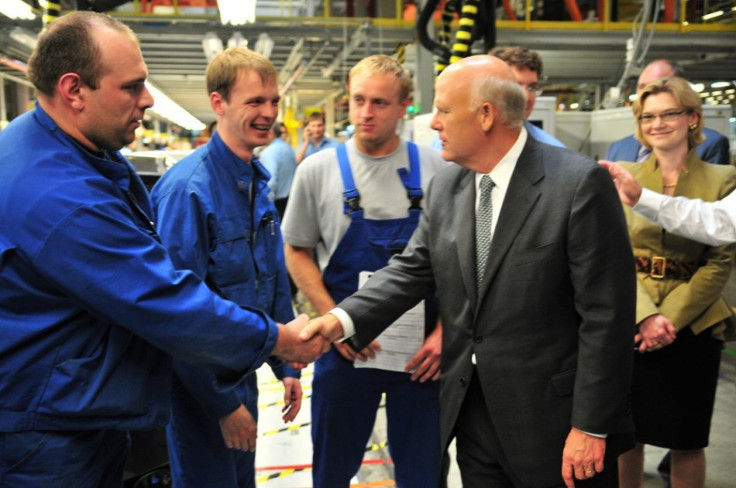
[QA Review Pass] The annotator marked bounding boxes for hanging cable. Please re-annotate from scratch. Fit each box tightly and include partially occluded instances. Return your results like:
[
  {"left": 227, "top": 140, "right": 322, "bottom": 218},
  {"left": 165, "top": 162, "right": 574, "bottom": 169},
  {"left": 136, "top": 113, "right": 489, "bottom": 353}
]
[
  {"left": 417, "top": 0, "right": 451, "bottom": 65},
  {"left": 449, "top": 0, "right": 479, "bottom": 64},
  {"left": 635, "top": 0, "right": 661, "bottom": 66},
  {"left": 418, "top": 0, "right": 496, "bottom": 78},
  {"left": 613, "top": 0, "right": 660, "bottom": 103},
  {"left": 41, "top": 0, "right": 61, "bottom": 29},
  {"left": 435, "top": 1, "right": 458, "bottom": 77},
  {"left": 396, "top": 42, "right": 406, "bottom": 65}
]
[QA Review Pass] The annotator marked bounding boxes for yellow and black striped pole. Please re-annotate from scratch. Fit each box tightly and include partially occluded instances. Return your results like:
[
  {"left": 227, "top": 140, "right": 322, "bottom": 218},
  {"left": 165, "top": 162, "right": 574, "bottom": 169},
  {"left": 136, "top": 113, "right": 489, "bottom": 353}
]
[
  {"left": 40, "top": 0, "right": 62, "bottom": 30},
  {"left": 449, "top": 0, "right": 479, "bottom": 65},
  {"left": 396, "top": 42, "right": 406, "bottom": 65},
  {"left": 435, "top": 1, "right": 457, "bottom": 78}
]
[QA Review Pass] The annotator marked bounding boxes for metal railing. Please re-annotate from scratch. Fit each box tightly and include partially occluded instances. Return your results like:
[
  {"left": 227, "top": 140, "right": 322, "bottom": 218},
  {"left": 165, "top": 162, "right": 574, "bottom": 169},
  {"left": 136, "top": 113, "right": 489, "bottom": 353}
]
[{"left": 115, "top": 0, "right": 734, "bottom": 32}]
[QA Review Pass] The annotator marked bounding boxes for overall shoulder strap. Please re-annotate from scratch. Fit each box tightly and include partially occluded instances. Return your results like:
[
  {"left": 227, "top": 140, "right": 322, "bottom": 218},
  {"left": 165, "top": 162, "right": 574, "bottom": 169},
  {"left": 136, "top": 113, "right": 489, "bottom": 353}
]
[
  {"left": 337, "top": 144, "right": 362, "bottom": 216},
  {"left": 396, "top": 141, "right": 423, "bottom": 211}
]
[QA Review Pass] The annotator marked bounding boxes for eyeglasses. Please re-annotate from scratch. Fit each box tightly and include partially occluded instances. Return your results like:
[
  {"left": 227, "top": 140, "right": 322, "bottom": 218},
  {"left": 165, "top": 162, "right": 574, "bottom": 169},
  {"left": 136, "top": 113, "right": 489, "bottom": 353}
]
[
  {"left": 638, "top": 110, "right": 690, "bottom": 125},
  {"left": 525, "top": 84, "right": 543, "bottom": 97}
]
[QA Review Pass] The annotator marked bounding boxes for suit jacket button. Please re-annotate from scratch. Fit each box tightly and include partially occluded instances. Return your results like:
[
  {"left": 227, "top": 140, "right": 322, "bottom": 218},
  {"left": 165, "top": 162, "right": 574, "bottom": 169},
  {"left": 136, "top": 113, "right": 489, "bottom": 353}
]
[
  {"left": 459, "top": 377, "right": 468, "bottom": 387},
  {"left": 473, "top": 336, "right": 482, "bottom": 343}
]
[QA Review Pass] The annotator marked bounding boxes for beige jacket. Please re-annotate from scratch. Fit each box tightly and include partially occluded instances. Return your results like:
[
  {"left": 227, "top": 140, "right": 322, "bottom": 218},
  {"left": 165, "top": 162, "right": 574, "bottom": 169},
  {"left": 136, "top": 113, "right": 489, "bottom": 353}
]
[{"left": 619, "top": 150, "right": 736, "bottom": 338}]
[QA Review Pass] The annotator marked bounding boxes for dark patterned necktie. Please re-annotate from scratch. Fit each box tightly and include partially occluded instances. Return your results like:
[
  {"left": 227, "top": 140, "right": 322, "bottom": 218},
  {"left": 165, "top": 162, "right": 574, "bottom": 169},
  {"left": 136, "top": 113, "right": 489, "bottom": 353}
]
[{"left": 475, "top": 175, "right": 495, "bottom": 289}]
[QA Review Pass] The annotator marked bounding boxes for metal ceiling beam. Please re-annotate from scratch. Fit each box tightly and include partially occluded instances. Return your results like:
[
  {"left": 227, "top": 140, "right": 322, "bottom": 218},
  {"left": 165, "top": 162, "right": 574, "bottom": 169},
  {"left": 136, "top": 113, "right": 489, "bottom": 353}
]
[
  {"left": 321, "top": 23, "right": 368, "bottom": 78},
  {"left": 279, "top": 37, "right": 304, "bottom": 84}
]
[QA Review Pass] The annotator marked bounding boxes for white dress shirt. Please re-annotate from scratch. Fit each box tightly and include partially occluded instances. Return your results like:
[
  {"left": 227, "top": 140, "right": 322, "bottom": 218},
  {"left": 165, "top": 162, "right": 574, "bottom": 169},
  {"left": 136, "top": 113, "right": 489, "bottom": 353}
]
[{"left": 634, "top": 188, "right": 736, "bottom": 246}]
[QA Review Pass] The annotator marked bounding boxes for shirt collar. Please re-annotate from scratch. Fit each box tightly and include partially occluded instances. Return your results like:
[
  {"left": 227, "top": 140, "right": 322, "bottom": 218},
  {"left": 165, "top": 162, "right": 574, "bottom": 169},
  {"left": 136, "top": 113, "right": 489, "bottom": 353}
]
[
  {"left": 474, "top": 127, "right": 528, "bottom": 192},
  {"left": 34, "top": 102, "right": 135, "bottom": 190},
  {"left": 208, "top": 130, "right": 265, "bottom": 181}
]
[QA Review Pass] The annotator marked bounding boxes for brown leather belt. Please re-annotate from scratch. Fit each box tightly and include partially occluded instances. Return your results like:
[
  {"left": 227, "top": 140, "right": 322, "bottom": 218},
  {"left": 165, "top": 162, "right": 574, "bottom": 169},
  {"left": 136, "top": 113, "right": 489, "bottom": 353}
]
[{"left": 635, "top": 256, "right": 698, "bottom": 280}]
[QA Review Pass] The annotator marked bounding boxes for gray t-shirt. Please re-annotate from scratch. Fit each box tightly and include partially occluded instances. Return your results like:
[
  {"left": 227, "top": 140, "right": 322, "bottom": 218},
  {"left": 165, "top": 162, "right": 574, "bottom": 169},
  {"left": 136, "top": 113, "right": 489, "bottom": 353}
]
[{"left": 282, "top": 137, "right": 449, "bottom": 271}]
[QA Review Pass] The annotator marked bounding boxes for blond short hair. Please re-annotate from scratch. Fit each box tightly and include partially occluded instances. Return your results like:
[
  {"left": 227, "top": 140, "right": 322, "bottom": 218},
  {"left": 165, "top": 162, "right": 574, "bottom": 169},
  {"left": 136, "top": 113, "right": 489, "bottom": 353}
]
[
  {"left": 349, "top": 54, "right": 413, "bottom": 102},
  {"left": 206, "top": 47, "right": 277, "bottom": 101}
]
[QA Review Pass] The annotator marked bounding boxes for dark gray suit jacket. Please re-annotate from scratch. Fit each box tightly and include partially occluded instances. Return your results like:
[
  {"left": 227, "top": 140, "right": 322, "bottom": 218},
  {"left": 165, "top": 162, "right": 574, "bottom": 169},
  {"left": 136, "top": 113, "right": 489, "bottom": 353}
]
[{"left": 340, "top": 137, "right": 636, "bottom": 486}]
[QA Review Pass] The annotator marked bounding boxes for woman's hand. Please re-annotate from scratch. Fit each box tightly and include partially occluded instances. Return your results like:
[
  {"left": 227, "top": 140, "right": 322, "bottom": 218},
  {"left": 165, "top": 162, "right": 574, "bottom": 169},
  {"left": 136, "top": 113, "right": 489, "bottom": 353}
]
[{"left": 636, "top": 314, "right": 677, "bottom": 353}]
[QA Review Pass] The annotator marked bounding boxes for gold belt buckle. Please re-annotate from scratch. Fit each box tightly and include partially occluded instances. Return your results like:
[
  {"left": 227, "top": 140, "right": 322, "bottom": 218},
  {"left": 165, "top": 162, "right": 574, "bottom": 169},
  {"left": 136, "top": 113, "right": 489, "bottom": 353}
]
[{"left": 650, "top": 256, "right": 666, "bottom": 279}]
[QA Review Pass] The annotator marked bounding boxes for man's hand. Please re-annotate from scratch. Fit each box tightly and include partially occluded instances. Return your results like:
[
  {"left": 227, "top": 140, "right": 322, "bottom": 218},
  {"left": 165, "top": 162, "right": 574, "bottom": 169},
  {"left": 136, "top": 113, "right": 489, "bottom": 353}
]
[
  {"left": 219, "top": 404, "right": 257, "bottom": 452},
  {"left": 636, "top": 314, "right": 677, "bottom": 353},
  {"left": 299, "top": 313, "right": 345, "bottom": 343},
  {"left": 272, "top": 314, "right": 331, "bottom": 367},
  {"left": 334, "top": 340, "right": 380, "bottom": 362},
  {"left": 281, "top": 377, "right": 303, "bottom": 423},
  {"left": 561, "top": 427, "right": 606, "bottom": 488},
  {"left": 405, "top": 322, "right": 442, "bottom": 382},
  {"left": 302, "top": 126, "right": 312, "bottom": 144},
  {"left": 598, "top": 160, "right": 642, "bottom": 207}
]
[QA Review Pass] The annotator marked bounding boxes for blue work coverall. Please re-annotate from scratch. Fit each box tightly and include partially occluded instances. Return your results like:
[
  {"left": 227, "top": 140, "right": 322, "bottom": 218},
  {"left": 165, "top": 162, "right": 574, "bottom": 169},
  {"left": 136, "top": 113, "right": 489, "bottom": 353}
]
[
  {"left": 152, "top": 132, "right": 297, "bottom": 488},
  {"left": 0, "top": 105, "right": 279, "bottom": 487}
]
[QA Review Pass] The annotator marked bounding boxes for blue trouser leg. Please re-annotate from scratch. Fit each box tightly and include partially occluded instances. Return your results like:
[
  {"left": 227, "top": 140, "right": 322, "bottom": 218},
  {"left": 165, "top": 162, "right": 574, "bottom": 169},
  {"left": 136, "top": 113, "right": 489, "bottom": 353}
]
[
  {"left": 166, "top": 382, "right": 255, "bottom": 488},
  {"left": 385, "top": 375, "right": 441, "bottom": 487},
  {"left": 311, "top": 348, "right": 442, "bottom": 488},
  {"left": 311, "top": 349, "right": 383, "bottom": 488},
  {"left": 0, "top": 429, "right": 129, "bottom": 488}
]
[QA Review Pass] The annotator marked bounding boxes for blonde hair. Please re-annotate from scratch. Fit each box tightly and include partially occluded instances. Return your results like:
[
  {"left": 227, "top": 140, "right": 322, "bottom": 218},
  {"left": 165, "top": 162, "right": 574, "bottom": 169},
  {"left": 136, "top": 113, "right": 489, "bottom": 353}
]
[
  {"left": 633, "top": 77, "right": 704, "bottom": 149},
  {"left": 349, "top": 54, "right": 413, "bottom": 102},
  {"left": 206, "top": 47, "right": 277, "bottom": 101}
]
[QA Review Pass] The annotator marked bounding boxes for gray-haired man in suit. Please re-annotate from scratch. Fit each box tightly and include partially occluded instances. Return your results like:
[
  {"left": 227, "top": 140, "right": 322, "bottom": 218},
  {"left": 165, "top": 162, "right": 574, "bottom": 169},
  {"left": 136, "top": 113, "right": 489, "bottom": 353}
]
[{"left": 301, "top": 55, "right": 637, "bottom": 488}]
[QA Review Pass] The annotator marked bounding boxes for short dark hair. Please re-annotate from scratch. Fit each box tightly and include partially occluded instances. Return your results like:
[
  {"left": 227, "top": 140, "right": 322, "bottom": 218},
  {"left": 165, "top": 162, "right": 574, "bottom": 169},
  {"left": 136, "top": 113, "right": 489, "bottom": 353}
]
[
  {"left": 305, "top": 112, "right": 325, "bottom": 124},
  {"left": 272, "top": 122, "right": 285, "bottom": 138},
  {"left": 27, "top": 11, "right": 136, "bottom": 97},
  {"left": 489, "top": 46, "right": 543, "bottom": 78}
]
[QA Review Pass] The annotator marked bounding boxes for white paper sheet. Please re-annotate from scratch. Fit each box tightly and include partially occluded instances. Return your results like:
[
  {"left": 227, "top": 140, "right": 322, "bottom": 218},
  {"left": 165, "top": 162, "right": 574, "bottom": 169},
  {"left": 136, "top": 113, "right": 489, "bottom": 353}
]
[{"left": 353, "top": 271, "right": 425, "bottom": 373}]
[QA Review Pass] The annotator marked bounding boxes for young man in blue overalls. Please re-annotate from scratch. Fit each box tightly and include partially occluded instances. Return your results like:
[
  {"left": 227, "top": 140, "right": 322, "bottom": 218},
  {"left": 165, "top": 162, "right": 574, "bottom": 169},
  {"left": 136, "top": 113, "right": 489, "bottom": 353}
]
[{"left": 282, "top": 54, "right": 449, "bottom": 487}]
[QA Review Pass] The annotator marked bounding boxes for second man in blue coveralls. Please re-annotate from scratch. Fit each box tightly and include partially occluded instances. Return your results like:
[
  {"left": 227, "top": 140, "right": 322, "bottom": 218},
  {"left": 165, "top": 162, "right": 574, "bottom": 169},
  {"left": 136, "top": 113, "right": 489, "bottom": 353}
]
[
  {"left": 282, "top": 54, "right": 448, "bottom": 487},
  {"left": 152, "top": 47, "right": 302, "bottom": 488}
]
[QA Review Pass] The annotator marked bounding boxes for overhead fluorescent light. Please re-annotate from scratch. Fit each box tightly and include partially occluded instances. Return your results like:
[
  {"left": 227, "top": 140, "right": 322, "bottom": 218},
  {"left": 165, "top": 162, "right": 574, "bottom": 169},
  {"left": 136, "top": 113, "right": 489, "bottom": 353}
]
[
  {"left": 145, "top": 81, "right": 205, "bottom": 131},
  {"left": 217, "top": 0, "right": 255, "bottom": 25},
  {"left": 690, "top": 82, "right": 705, "bottom": 92},
  {"left": 202, "top": 32, "right": 224, "bottom": 63},
  {"left": 711, "top": 81, "right": 731, "bottom": 88},
  {"left": 702, "top": 10, "right": 723, "bottom": 20},
  {"left": 0, "top": 0, "right": 36, "bottom": 20},
  {"left": 227, "top": 32, "right": 247, "bottom": 49},
  {"left": 254, "top": 33, "right": 274, "bottom": 59}
]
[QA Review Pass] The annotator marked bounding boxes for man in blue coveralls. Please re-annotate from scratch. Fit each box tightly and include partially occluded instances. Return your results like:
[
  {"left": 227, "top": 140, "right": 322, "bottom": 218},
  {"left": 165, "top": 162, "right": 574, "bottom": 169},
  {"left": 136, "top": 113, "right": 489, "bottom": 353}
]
[
  {"left": 152, "top": 47, "right": 302, "bottom": 488},
  {"left": 260, "top": 121, "right": 298, "bottom": 218},
  {"left": 0, "top": 12, "right": 326, "bottom": 487},
  {"left": 282, "top": 55, "right": 448, "bottom": 487}
]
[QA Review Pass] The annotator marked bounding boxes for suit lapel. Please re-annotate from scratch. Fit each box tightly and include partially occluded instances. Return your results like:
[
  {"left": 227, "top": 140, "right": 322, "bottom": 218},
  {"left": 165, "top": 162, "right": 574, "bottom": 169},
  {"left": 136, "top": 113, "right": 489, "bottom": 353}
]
[
  {"left": 475, "top": 140, "right": 543, "bottom": 314},
  {"left": 454, "top": 170, "right": 479, "bottom": 311},
  {"left": 637, "top": 154, "right": 662, "bottom": 191}
]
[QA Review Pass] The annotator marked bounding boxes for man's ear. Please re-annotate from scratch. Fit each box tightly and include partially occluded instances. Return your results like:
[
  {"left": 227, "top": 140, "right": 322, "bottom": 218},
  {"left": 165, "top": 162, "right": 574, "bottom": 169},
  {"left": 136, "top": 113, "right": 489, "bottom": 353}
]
[
  {"left": 478, "top": 101, "right": 495, "bottom": 132},
  {"left": 210, "top": 91, "right": 225, "bottom": 116},
  {"left": 57, "top": 73, "right": 85, "bottom": 111}
]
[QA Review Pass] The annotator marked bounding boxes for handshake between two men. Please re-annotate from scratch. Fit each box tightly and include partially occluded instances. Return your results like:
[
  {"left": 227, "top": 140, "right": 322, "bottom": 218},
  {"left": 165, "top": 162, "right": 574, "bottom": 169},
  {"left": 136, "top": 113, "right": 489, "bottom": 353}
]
[{"left": 273, "top": 313, "right": 346, "bottom": 367}]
